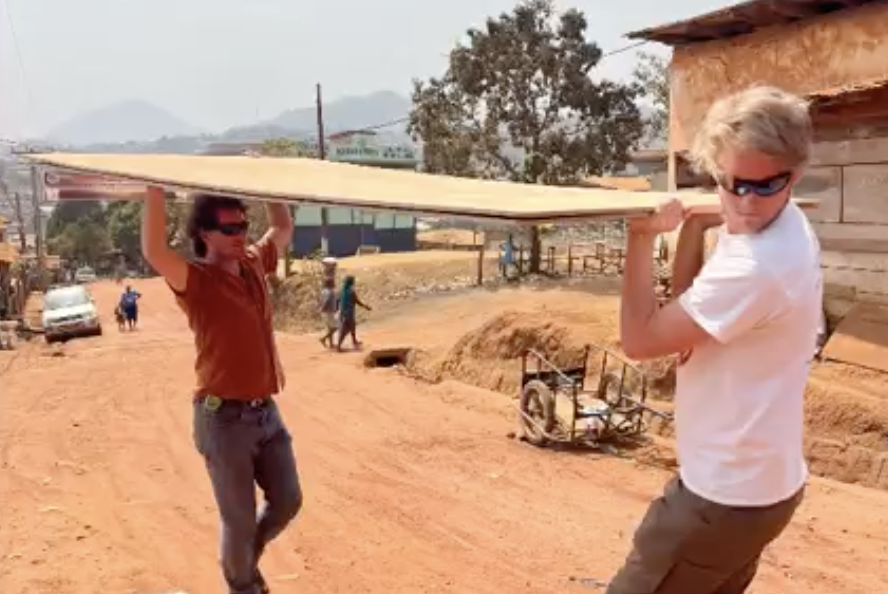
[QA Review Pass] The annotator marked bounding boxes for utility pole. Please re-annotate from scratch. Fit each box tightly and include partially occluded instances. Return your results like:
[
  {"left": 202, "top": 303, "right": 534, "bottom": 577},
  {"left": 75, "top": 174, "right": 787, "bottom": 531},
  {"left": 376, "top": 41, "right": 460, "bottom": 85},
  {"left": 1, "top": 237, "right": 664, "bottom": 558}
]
[
  {"left": 315, "top": 83, "right": 330, "bottom": 256},
  {"left": 11, "top": 192, "right": 26, "bottom": 253},
  {"left": 30, "top": 165, "right": 45, "bottom": 289}
]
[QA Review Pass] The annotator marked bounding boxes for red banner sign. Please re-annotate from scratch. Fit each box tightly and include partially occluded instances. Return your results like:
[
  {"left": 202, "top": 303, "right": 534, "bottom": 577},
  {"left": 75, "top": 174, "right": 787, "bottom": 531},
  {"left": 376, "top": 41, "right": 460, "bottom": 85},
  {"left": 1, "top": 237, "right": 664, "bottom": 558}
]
[{"left": 43, "top": 171, "right": 147, "bottom": 202}]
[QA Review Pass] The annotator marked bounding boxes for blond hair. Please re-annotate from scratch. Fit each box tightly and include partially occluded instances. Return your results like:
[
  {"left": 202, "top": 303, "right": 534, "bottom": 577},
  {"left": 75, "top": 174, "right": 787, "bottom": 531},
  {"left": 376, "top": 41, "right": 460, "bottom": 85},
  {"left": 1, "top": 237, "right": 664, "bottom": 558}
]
[{"left": 690, "top": 86, "right": 812, "bottom": 176}]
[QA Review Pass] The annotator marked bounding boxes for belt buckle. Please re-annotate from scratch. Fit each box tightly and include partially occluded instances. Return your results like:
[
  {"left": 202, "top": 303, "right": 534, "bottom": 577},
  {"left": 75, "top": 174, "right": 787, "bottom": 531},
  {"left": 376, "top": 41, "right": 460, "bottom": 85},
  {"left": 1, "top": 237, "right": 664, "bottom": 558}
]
[
  {"left": 248, "top": 398, "right": 264, "bottom": 408},
  {"left": 204, "top": 395, "right": 223, "bottom": 412}
]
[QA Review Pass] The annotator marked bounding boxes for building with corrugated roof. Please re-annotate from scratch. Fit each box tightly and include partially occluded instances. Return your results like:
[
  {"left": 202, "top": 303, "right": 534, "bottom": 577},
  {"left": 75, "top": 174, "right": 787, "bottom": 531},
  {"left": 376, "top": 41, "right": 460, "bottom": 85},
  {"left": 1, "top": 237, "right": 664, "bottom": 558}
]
[{"left": 627, "top": 0, "right": 888, "bottom": 316}]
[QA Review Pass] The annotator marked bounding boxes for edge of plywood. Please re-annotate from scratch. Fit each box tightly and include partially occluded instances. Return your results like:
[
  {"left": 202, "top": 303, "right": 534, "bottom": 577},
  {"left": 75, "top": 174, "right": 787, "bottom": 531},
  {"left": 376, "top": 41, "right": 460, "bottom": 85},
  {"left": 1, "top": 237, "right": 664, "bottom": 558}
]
[{"left": 25, "top": 153, "right": 819, "bottom": 224}]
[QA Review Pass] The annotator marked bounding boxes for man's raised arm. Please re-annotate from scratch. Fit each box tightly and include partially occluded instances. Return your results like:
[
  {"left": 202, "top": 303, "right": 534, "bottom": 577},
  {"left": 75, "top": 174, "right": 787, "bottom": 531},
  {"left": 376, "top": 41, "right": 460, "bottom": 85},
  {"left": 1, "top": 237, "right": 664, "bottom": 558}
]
[
  {"left": 141, "top": 186, "right": 188, "bottom": 293},
  {"left": 261, "top": 202, "right": 294, "bottom": 255}
]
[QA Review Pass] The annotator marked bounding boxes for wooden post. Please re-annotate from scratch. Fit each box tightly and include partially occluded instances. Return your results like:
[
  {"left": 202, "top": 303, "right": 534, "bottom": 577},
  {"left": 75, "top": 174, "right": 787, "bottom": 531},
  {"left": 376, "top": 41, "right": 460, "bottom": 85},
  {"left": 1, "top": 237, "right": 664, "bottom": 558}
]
[
  {"left": 667, "top": 77, "right": 679, "bottom": 193},
  {"left": 316, "top": 83, "right": 330, "bottom": 256},
  {"left": 476, "top": 241, "right": 485, "bottom": 286},
  {"left": 567, "top": 244, "right": 573, "bottom": 277},
  {"left": 31, "top": 166, "right": 46, "bottom": 290}
]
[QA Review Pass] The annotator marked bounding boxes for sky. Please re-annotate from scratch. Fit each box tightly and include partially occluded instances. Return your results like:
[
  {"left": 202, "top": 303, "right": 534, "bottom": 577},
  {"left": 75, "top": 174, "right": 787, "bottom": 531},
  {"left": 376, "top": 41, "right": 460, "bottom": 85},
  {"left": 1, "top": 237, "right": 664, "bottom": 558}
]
[{"left": 0, "top": 0, "right": 731, "bottom": 139}]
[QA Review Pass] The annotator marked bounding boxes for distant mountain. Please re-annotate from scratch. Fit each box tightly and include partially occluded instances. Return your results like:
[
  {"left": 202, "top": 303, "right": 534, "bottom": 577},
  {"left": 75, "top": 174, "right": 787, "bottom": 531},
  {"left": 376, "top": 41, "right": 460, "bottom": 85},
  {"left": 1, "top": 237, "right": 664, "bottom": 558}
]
[
  {"left": 53, "top": 91, "right": 413, "bottom": 153},
  {"left": 263, "top": 90, "right": 411, "bottom": 134},
  {"left": 47, "top": 100, "right": 202, "bottom": 146}
]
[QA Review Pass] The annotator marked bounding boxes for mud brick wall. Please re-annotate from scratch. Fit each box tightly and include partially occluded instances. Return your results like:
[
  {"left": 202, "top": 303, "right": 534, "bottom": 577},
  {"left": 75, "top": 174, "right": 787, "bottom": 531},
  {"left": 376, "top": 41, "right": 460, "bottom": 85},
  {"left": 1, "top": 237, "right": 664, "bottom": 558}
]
[{"left": 801, "top": 136, "right": 888, "bottom": 319}]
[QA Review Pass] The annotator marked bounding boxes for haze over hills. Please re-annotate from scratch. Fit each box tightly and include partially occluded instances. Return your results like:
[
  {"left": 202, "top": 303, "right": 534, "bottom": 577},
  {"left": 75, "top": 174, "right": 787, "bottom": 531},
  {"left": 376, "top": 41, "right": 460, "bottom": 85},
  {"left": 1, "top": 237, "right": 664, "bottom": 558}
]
[
  {"left": 47, "top": 99, "right": 204, "bottom": 146},
  {"left": 45, "top": 91, "right": 413, "bottom": 153},
  {"left": 264, "top": 90, "right": 410, "bottom": 132},
  {"left": 37, "top": 90, "right": 662, "bottom": 163}
]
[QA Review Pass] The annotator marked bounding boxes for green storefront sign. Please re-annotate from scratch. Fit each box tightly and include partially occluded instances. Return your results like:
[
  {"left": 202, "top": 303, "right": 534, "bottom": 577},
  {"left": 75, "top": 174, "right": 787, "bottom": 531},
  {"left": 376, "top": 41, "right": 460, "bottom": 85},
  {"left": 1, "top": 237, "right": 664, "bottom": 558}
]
[{"left": 328, "top": 134, "right": 418, "bottom": 168}]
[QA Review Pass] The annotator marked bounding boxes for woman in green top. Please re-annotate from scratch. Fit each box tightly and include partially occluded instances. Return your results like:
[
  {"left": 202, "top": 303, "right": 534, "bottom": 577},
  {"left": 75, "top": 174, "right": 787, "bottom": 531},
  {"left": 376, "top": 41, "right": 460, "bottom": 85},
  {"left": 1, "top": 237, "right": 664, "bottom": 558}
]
[{"left": 337, "top": 275, "right": 372, "bottom": 351}]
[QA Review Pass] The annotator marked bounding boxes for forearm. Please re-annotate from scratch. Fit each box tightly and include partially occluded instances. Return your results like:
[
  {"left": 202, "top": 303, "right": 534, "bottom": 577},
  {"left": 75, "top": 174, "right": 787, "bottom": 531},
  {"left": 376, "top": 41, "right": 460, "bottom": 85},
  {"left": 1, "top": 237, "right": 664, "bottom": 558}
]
[
  {"left": 141, "top": 187, "right": 169, "bottom": 259},
  {"left": 266, "top": 202, "right": 293, "bottom": 232},
  {"left": 671, "top": 221, "right": 709, "bottom": 297},
  {"left": 620, "top": 230, "right": 658, "bottom": 356},
  {"left": 263, "top": 202, "right": 294, "bottom": 252},
  {"left": 141, "top": 186, "right": 187, "bottom": 291}
]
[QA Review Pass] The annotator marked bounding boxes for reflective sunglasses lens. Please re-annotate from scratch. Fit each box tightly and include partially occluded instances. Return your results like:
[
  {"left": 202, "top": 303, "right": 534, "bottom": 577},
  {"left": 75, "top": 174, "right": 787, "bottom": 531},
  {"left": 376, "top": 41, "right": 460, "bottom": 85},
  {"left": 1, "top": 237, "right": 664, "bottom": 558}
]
[
  {"left": 733, "top": 174, "right": 790, "bottom": 197},
  {"left": 218, "top": 223, "right": 248, "bottom": 236}
]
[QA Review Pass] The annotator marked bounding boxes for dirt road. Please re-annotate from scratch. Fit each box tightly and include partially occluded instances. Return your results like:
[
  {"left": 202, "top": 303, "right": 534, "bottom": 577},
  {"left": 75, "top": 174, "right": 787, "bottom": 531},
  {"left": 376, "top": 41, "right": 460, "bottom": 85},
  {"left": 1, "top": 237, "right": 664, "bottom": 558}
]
[{"left": 1, "top": 279, "right": 887, "bottom": 594}]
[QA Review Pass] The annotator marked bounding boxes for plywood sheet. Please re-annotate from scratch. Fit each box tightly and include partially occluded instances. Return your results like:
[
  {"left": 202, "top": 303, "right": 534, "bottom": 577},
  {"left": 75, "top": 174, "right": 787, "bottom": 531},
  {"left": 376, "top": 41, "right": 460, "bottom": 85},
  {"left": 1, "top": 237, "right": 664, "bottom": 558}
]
[
  {"left": 27, "top": 153, "right": 817, "bottom": 225},
  {"left": 822, "top": 304, "right": 888, "bottom": 373}
]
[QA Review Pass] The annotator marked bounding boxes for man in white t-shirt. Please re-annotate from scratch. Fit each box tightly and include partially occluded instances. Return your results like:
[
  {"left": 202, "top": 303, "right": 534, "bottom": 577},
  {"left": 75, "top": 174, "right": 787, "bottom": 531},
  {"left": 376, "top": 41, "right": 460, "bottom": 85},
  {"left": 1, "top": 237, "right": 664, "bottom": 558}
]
[{"left": 608, "top": 86, "right": 823, "bottom": 594}]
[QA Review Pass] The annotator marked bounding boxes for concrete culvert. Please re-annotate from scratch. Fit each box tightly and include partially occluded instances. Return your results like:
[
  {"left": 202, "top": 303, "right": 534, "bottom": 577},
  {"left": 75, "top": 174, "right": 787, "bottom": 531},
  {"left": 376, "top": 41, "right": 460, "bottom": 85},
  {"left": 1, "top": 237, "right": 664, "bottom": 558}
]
[{"left": 364, "top": 347, "right": 413, "bottom": 369}]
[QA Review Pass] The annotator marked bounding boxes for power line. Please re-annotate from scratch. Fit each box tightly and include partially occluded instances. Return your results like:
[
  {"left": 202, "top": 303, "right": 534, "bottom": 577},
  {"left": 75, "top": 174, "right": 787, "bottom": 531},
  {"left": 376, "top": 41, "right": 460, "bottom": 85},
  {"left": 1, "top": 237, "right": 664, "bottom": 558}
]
[
  {"left": 351, "top": 116, "right": 410, "bottom": 133},
  {"left": 602, "top": 39, "right": 648, "bottom": 58},
  {"left": 1, "top": 0, "right": 35, "bottom": 139}
]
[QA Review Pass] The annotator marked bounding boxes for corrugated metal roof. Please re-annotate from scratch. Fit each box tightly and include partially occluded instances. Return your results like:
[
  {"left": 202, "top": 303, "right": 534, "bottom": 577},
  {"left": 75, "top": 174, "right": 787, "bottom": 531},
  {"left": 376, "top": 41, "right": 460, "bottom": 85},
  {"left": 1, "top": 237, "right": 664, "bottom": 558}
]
[
  {"left": 626, "top": 0, "right": 878, "bottom": 46},
  {"left": 807, "top": 78, "right": 888, "bottom": 102}
]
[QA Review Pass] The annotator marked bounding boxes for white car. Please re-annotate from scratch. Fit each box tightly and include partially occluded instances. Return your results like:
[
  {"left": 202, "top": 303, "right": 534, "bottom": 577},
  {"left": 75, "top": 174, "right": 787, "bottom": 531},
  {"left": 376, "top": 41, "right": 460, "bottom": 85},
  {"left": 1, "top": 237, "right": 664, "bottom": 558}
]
[
  {"left": 42, "top": 285, "right": 103, "bottom": 343},
  {"left": 74, "top": 266, "right": 97, "bottom": 284}
]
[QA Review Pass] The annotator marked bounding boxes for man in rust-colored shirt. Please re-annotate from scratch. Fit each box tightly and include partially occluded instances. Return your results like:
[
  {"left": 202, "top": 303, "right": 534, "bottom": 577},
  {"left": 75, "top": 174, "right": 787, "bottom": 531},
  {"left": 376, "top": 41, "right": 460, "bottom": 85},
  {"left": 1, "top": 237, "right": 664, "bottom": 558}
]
[{"left": 141, "top": 186, "right": 299, "bottom": 594}]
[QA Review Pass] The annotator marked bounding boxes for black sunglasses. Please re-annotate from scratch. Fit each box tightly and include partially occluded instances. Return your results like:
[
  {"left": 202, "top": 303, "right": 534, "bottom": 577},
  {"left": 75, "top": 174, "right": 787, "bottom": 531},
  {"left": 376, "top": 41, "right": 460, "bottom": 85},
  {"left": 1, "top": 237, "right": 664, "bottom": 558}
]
[
  {"left": 718, "top": 171, "right": 792, "bottom": 197},
  {"left": 208, "top": 221, "right": 249, "bottom": 236}
]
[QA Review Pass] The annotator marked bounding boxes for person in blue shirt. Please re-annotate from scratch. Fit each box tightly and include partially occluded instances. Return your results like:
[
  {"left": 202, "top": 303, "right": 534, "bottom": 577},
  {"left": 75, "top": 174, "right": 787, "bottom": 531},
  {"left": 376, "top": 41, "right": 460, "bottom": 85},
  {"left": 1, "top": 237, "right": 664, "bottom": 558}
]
[
  {"left": 119, "top": 285, "right": 142, "bottom": 331},
  {"left": 500, "top": 234, "right": 515, "bottom": 279},
  {"left": 336, "top": 275, "right": 371, "bottom": 351}
]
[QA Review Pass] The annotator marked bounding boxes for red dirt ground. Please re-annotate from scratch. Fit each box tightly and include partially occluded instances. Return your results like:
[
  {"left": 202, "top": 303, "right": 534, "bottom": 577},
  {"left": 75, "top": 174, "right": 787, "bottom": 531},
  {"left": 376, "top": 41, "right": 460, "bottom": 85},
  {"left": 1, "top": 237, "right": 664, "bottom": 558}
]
[{"left": 1, "top": 278, "right": 887, "bottom": 594}]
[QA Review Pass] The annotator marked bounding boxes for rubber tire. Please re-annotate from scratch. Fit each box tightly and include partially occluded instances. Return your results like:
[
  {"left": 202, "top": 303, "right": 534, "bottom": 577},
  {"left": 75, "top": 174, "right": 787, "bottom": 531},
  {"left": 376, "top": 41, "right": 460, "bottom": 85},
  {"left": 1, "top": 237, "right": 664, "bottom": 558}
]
[
  {"left": 519, "top": 379, "right": 557, "bottom": 447},
  {"left": 597, "top": 372, "right": 646, "bottom": 437},
  {"left": 597, "top": 372, "right": 630, "bottom": 407}
]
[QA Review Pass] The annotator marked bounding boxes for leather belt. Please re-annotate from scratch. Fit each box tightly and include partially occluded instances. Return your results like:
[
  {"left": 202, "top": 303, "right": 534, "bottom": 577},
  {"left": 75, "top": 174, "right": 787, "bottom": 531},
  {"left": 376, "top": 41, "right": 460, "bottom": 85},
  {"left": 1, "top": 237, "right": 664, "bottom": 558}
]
[{"left": 198, "top": 395, "right": 270, "bottom": 411}]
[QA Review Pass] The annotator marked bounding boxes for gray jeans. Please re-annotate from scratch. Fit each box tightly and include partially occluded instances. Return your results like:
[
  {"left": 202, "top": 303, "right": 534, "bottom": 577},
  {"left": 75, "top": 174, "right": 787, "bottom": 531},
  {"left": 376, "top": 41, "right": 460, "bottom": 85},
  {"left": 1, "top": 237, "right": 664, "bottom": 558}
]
[{"left": 193, "top": 397, "right": 303, "bottom": 594}]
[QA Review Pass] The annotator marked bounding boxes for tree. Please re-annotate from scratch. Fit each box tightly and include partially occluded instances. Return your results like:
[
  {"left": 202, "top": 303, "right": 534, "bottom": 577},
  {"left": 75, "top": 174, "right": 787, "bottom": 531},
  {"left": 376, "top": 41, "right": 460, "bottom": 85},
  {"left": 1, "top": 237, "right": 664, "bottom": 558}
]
[
  {"left": 49, "top": 221, "right": 112, "bottom": 266},
  {"left": 46, "top": 201, "right": 106, "bottom": 239},
  {"left": 633, "top": 51, "right": 670, "bottom": 144},
  {"left": 105, "top": 199, "right": 191, "bottom": 267},
  {"left": 260, "top": 138, "right": 310, "bottom": 158},
  {"left": 106, "top": 201, "right": 142, "bottom": 263},
  {"left": 408, "top": 0, "right": 644, "bottom": 272}
]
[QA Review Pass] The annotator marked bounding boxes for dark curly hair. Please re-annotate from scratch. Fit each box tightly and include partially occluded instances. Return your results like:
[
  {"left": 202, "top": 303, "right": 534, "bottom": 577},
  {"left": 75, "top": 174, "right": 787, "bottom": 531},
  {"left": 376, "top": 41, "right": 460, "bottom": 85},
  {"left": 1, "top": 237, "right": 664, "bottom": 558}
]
[{"left": 186, "top": 193, "right": 246, "bottom": 258}]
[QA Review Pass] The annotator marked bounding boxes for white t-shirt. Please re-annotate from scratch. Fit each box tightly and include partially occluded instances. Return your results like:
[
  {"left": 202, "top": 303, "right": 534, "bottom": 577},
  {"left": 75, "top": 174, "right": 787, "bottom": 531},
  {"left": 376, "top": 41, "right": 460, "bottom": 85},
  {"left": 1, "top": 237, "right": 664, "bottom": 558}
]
[{"left": 676, "top": 203, "right": 823, "bottom": 507}]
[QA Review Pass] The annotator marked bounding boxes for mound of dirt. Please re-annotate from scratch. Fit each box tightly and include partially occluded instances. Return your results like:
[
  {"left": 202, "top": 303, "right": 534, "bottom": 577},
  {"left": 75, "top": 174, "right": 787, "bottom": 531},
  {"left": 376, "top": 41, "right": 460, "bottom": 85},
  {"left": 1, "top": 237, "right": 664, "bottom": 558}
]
[
  {"left": 436, "top": 311, "right": 591, "bottom": 395},
  {"left": 418, "top": 307, "right": 678, "bottom": 399},
  {"left": 406, "top": 300, "right": 888, "bottom": 492}
]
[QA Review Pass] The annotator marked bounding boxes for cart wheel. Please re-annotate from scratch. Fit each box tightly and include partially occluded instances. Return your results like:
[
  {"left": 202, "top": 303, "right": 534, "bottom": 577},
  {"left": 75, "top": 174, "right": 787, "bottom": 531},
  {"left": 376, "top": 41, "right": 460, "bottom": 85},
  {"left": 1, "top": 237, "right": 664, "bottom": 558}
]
[
  {"left": 519, "top": 380, "right": 557, "bottom": 446},
  {"left": 598, "top": 372, "right": 645, "bottom": 436}
]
